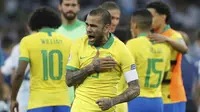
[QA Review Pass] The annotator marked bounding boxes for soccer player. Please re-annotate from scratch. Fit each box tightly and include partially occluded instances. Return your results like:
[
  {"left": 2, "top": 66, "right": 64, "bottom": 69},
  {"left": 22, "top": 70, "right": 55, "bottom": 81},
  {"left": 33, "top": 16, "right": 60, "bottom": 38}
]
[
  {"left": 57, "top": 0, "right": 86, "bottom": 40},
  {"left": 66, "top": 8, "right": 140, "bottom": 112},
  {"left": 1, "top": 43, "right": 30, "bottom": 112},
  {"left": 126, "top": 9, "right": 171, "bottom": 112},
  {"left": 146, "top": 1, "right": 188, "bottom": 112},
  {"left": 10, "top": 7, "right": 72, "bottom": 112},
  {"left": 100, "top": 2, "right": 129, "bottom": 112},
  {"left": 100, "top": 1, "right": 120, "bottom": 33}
]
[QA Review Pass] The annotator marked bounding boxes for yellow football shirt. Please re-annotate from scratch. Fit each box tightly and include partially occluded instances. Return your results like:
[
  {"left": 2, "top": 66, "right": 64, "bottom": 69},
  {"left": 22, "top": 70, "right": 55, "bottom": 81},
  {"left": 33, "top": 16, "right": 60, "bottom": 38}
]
[
  {"left": 19, "top": 28, "right": 72, "bottom": 109},
  {"left": 67, "top": 34, "right": 136, "bottom": 112},
  {"left": 126, "top": 33, "right": 171, "bottom": 98}
]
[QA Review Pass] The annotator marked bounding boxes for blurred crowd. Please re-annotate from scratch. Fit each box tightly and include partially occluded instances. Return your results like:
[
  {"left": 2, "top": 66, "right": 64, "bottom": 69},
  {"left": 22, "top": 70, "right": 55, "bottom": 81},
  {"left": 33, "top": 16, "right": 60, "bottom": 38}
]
[
  {"left": 0, "top": 0, "right": 200, "bottom": 112},
  {"left": 0, "top": 0, "right": 200, "bottom": 43}
]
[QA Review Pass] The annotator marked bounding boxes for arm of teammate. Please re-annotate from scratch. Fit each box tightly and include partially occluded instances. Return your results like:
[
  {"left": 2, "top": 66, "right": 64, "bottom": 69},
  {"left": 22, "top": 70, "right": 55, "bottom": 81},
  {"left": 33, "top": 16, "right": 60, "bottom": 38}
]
[
  {"left": 96, "top": 44, "right": 140, "bottom": 111},
  {"left": 149, "top": 33, "right": 188, "bottom": 54},
  {"left": 10, "top": 38, "right": 29, "bottom": 112},
  {"left": 66, "top": 52, "right": 117, "bottom": 87}
]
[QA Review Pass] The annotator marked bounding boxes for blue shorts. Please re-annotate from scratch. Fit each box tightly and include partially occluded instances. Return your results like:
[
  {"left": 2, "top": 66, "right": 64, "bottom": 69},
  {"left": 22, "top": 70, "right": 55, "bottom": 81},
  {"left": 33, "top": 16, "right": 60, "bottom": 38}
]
[
  {"left": 128, "top": 97, "right": 163, "bottom": 112},
  {"left": 164, "top": 102, "right": 186, "bottom": 112},
  {"left": 27, "top": 106, "right": 70, "bottom": 112}
]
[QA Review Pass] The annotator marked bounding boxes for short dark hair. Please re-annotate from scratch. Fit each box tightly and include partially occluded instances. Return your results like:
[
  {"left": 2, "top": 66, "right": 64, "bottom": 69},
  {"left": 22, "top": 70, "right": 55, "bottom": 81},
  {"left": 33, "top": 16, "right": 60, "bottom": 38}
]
[
  {"left": 100, "top": 1, "right": 120, "bottom": 11},
  {"left": 88, "top": 8, "right": 111, "bottom": 25},
  {"left": 59, "top": 0, "right": 80, "bottom": 4},
  {"left": 28, "top": 7, "right": 61, "bottom": 31},
  {"left": 132, "top": 9, "right": 152, "bottom": 30},
  {"left": 146, "top": 1, "right": 171, "bottom": 23},
  {"left": 1, "top": 36, "right": 14, "bottom": 49}
]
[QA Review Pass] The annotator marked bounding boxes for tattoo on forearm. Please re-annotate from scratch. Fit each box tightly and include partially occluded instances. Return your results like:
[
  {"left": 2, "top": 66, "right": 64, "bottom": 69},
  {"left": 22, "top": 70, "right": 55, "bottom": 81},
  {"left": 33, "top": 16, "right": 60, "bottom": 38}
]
[
  {"left": 112, "top": 80, "right": 140, "bottom": 105},
  {"left": 66, "top": 65, "right": 94, "bottom": 87},
  {"left": 93, "top": 59, "right": 101, "bottom": 72}
]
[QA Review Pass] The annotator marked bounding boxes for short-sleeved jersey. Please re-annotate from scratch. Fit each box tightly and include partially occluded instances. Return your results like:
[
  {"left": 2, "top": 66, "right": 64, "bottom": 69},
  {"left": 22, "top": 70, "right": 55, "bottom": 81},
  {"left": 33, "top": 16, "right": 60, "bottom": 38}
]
[
  {"left": 57, "top": 20, "right": 86, "bottom": 40},
  {"left": 126, "top": 33, "right": 171, "bottom": 98},
  {"left": 161, "top": 25, "right": 186, "bottom": 103},
  {"left": 67, "top": 34, "right": 137, "bottom": 111},
  {"left": 19, "top": 28, "right": 72, "bottom": 109}
]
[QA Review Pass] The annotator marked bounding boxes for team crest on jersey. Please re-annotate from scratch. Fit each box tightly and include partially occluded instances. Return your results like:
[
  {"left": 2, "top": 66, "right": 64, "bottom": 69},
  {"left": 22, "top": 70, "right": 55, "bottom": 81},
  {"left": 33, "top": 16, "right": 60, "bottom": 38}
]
[{"left": 131, "top": 64, "right": 136, "bottom": 70}]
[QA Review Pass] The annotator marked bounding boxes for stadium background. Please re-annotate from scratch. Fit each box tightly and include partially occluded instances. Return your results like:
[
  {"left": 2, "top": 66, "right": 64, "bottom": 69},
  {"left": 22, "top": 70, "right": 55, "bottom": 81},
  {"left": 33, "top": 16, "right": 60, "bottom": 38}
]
[{"left": 0, "top": 0, "right": 200, "bottom": 112}]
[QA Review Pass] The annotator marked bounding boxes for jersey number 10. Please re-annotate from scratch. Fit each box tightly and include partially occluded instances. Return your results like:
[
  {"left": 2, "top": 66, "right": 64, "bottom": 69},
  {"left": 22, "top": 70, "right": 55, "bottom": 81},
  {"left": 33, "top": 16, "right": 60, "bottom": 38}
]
[{"left": 41, "top": 50, "right": 63, "bottom": 80}]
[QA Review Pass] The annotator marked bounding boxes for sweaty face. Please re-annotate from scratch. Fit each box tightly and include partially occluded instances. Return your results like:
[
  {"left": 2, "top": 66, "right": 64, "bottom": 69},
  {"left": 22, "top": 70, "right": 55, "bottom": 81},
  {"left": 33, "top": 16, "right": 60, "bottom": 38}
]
[
  {"left": 108, "top": 9, "right": 120, "bottom": 33},
  {"left": 86, "top": 15, "right": 105, "bottom": 46},
  {"left": 147, "top": 8, "right": 163, "bottom": 31},
  {"left": 59, "top": 0, "right": 79, "bottom": 20}
]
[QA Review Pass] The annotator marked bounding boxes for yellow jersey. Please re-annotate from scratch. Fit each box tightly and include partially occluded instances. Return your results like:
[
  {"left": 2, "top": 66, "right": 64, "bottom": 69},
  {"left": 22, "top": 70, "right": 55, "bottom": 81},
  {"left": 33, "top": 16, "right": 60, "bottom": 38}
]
[
  {"left": 67, "top": 34, "right": 136, "bottom": 111},
  {"left": 126, "top": 33, "right": 171, "bottom": 98},
  {"left": 19, "top": 28, "right": 72, "bottom": 109}
]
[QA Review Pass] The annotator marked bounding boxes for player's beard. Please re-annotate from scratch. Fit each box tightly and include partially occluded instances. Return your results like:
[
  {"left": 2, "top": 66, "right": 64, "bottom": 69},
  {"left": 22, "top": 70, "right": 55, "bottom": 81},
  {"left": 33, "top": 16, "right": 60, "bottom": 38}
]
[{"left": 62, "top": 11, "right": 77, "bottom": 21}]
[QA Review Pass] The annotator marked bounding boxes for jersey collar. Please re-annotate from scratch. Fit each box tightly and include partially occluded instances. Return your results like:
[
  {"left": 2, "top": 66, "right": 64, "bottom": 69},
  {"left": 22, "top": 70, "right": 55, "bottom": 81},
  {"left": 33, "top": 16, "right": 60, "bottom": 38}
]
[
  {"left": 161, "top": 25, "right": 171, "bottom": 33},
  {"left": 61, "top": 19, "right": 82, "bottom": 30},
  {"left": 89, "top": 33, "right": 114, "bottom": 49},
  {"left": 137, "top": 33, "right": 148, "bottom": 37},
  {"left": 39, "top": 28, "right": 56, "bottom": 32}
]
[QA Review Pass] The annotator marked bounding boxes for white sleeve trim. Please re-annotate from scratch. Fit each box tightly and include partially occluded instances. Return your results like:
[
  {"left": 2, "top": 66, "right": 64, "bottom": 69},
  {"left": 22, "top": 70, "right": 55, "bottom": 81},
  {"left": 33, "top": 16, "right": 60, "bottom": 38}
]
[{"left": 124, "top": 69, "right": 138, "bottom": 83}]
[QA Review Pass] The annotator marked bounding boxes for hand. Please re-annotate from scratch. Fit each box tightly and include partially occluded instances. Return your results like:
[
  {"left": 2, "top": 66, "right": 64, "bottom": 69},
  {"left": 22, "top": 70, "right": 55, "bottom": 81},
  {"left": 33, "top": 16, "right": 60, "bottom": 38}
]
[
  {"left": 10, "top": 100, "right": 19, "bottom": 112},
  {"left": 91, "top": 51, "right": 117, "bottom": 72},
  {"left": 148, "top": 33, "right": 168, "bottom": 43},
  {"left": 96, "top": 98, "right": 114, "bottom": 111}
]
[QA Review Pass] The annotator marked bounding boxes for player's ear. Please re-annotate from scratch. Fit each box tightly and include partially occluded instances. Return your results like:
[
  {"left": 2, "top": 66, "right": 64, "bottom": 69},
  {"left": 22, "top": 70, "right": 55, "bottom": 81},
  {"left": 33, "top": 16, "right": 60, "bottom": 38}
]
[
  {"left": 77, "top": 4, "right": 80, "bottom": 12},
  {"left": 134, "top": 23, "right": 137, "bottom": 30},
  {"left": 58, "top": 4, "right": 62, "bottom": 12},
  {"left": 104, "top": 24, "right": 111, "bottom": 32},
  {"left": 26, "top": 25, "right": 32, "bottom": 34},
  {"left": 162, "top": 15, "right": 166, "bottom": 23}
]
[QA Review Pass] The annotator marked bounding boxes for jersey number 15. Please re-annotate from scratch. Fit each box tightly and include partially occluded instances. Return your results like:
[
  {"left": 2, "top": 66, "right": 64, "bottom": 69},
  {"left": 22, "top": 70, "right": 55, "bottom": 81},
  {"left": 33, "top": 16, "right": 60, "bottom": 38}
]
[{"left": 144, "top": 58, "right": 163, "bottom": 88}]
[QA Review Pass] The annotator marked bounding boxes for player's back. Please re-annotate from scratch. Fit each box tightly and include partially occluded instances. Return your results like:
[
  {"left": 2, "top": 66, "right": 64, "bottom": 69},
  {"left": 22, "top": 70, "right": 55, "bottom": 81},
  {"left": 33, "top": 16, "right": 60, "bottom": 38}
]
[
  {"left": 126, "top": 34, "right": 170, "bottom": 98},
  {"left": 20, "top": 29, "right": 72, "bottom": 109}
]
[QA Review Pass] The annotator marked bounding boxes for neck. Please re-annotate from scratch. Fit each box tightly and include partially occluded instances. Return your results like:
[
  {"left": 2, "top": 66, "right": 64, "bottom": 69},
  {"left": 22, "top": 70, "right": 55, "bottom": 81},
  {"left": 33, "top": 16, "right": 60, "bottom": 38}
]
[
  {"left": 95, "top": 33, "right": 110, "bottom": 47},
  {"left": 136, "top": 29, "right": 150, "bottom": 36},
  {"left": 155, "top": 23, "right": 167, "bottom": 33},
  {"left": 61, "top": 15, "right": 77, "bottom": 25}
]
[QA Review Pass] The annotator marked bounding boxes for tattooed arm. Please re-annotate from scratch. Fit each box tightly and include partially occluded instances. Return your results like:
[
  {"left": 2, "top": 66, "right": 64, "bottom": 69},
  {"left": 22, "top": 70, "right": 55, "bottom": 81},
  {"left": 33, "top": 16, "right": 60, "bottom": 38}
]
[
  {"left": 66, "top": 57, "right": 117, "bottom": 87},
  {"left": 96, "top": 80, "right": 140, "bottom": 111},
  {"left": 111, "top": 80, "right": 140, "bottom": 104},
  {"left": 66, "top": 64, "right": 95, "bottom": 87}
]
